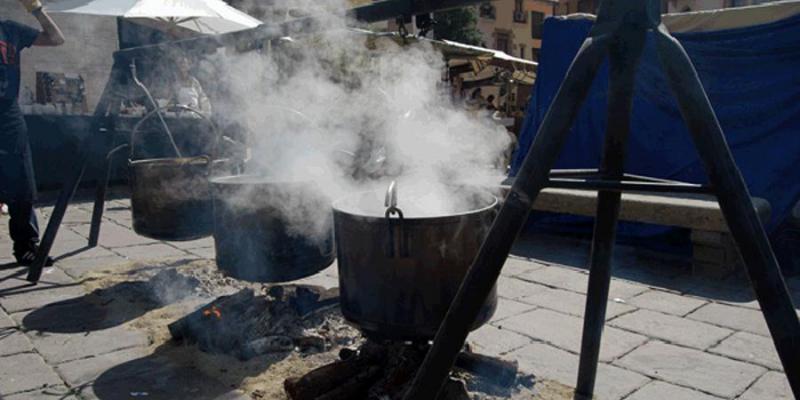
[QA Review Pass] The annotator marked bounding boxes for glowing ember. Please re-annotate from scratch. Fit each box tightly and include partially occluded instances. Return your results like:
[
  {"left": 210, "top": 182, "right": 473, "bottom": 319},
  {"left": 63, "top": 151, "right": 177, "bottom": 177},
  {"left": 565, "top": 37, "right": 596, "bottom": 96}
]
[{"left": 202, "top": 305, "right": 222, "bottom": 319}]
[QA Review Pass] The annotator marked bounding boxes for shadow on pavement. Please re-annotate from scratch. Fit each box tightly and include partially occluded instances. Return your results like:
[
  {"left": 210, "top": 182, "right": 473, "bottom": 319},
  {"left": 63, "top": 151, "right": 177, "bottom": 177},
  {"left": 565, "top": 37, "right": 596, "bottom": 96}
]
[
  {"left": 0, "top": 267, "right": 82, "bottom": 297},
  {"left": 0, "top": 261, "right": 20, "bottom": 271},
  {"left": 22, "top": 281, "right": 158, "bottom": 333},
  {"left": 80, "top": 348, "right": 251, "bottom": 400},
  {"left": 22, "top": 261, "right": 202, "bottom": 333},
  {"left": 79, "top": 329, "right": 299, "bottom": 400}
]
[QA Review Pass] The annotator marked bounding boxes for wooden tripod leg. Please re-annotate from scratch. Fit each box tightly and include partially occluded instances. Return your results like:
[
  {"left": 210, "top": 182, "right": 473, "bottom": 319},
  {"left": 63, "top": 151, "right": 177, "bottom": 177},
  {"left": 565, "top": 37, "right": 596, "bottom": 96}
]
[
  {"left": 89, "top": 141, "right": 127, "bottom": 247},
  {"left": 654, "top": 25, "right": 800, "bottom": 398},
  {"left": 575, "top": 25, "right": 647, "bottom": 399},
  {"left": 403, "top": 32, "right": 613, "bottom": 400}
]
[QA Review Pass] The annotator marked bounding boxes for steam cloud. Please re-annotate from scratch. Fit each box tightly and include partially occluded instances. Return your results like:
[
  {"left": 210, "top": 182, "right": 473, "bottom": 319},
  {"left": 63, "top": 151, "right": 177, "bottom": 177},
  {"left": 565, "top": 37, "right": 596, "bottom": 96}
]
[{"left": 203, "top": 0, "right": 511, "bottom": 240}]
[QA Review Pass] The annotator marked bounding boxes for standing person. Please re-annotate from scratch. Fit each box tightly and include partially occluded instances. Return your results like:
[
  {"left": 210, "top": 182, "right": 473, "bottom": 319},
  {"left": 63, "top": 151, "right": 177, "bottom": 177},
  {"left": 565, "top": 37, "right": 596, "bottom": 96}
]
[
  {"left": 172, "top": 56, "right": 211, "bottom": 115},
  {"left": 1, "top": 0, "right": 64, "bottom": 266}
]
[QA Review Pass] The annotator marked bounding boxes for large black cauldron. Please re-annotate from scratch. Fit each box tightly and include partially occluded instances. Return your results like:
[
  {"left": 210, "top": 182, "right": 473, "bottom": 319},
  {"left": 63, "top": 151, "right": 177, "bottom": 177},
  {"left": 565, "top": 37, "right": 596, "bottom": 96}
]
[
  {"left": 210, "top": 175, "right": 335, "bottom": 282},
  {"left": 128, "top": 106, "right": 223, "bottom": 241},
  {"left": 333, "top": 186, "right": 498, "bottom": 340}
]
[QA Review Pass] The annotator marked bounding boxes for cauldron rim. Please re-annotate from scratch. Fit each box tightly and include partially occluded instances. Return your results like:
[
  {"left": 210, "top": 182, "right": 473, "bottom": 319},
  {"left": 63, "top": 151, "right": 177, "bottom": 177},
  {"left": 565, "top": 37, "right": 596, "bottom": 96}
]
[
  {"left": 129, "top": 156, "right": 210, "bottom": 167},
  {"left": 209, "top": 174, "right": 312, "bottom": 186},
  {"left": 332, "top": 189, "right": 498, "bottom": 221}
]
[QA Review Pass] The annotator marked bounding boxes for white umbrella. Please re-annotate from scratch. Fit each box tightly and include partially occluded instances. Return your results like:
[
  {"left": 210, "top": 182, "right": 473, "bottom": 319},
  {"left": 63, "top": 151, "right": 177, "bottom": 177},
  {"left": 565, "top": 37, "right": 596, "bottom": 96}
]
[
  {"left": 169, "top": 0, "right": 261, "bottom": 34},
  {"left": 46, "top": 0, "right": 262, "bottom": 34}
]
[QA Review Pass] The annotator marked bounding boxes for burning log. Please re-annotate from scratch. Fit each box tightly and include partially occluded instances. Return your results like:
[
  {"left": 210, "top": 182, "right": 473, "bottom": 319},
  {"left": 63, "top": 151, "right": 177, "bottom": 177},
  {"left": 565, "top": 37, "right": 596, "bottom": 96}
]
[
  {"left": 285, "top": 341, "right": 528, "bottom": 400},
  {"left": 367, "top": 344, "right": 428, "bottom": 399},
  {"left": 168, "top": 289, "right": 256, "bottom": 354},
  {"left": 284, "top": 358, "right": 380, "bottom": 399},
  {"left": 315, "top": 366, "right": 383, "bottom": 400},
  {"left": 285, "top": 340, "right": 389, "bottom": 400}
]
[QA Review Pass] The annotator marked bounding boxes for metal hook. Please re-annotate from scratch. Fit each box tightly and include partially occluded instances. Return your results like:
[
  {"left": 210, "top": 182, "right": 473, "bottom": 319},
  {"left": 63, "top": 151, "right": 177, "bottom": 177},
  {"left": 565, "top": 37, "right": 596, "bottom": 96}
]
[{"left": 385, "top": 180, "right": 398, "bottom": 209}]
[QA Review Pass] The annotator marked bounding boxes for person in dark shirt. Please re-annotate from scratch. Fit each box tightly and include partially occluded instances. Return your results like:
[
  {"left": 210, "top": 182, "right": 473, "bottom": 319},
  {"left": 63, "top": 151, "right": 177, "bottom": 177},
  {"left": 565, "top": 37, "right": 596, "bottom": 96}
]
[{"left": 1, "top": 0, "right": 64, "bottom": 266}]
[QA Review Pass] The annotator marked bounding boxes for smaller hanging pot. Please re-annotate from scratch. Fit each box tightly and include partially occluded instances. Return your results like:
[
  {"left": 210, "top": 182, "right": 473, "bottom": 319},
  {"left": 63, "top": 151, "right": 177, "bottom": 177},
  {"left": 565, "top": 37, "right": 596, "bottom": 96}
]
[{"left": 128, "top": 105, "right": 230, "bottom": 241}]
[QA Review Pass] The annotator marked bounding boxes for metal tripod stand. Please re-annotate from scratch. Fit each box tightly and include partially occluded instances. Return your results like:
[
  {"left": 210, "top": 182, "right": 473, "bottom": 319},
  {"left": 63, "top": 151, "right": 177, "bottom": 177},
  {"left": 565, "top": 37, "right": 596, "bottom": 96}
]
[{"left": 404, "top": 1, "right": 800, "bottom": 399}]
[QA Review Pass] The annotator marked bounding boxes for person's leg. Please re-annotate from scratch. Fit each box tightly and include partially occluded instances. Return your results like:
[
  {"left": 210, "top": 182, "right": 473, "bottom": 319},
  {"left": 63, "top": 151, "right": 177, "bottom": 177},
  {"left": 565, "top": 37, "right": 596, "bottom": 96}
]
[
  {"left": 8, "top": 200, "right": 40, "bottom": 255},
  {"left": 7, "top": 201, "right": 51, "bottom": 266}
]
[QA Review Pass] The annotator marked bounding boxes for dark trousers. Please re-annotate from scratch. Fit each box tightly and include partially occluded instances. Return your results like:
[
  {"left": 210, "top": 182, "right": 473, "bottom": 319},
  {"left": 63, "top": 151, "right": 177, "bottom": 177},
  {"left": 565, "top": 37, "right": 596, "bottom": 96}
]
[
  {"left": 2, "top": 99, "right": 40, "bottom": 256},
  {"left": 7, "top": 201, "right": 40, "bottom": 255}
]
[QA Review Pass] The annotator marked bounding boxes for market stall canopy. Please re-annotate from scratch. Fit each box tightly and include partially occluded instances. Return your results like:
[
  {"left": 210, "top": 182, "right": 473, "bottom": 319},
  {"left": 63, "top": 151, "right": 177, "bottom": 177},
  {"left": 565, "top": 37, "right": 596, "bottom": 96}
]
[
  {"left": 357, "top": 30, "right": 537, "bottom": 84},
  {"left": 46, "top": 0, "right": 262, "bottom": 34}
]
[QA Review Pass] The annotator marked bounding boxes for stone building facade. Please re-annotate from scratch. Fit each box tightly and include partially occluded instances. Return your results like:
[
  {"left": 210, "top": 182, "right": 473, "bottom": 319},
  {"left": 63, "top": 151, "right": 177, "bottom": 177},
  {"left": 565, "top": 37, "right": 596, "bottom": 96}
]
[
  {"left": 1, "top": 0, "right": 119, "bottom": 111},
  {"left": 475, "top": 0, "right": 558, "bottom": 62},
  {"left": 555, "top": 0, "right": 778, "bottom": 14}
]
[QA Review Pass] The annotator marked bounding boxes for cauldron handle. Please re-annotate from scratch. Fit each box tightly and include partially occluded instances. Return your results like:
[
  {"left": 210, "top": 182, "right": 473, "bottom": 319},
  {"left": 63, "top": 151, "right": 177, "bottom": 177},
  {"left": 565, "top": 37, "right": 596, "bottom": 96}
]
[
  {"left": 384, "top": 180, "right": 397, "bottom": 209},
  {"left": 129, "top": 105, "right": 220, "bottom": 163},
  {"left": 130, "top": 61, "right": 182, "bottom": 158},
  {"left": 385, "top": 207, "right": 408, "bottom": 258}
]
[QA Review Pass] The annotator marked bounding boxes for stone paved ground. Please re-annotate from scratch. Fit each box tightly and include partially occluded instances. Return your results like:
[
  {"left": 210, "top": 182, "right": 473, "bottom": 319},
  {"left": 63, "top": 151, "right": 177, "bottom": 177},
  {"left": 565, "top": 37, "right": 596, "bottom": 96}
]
[{"left": 1, "top": 193, "right": 798, "bottom": 399}]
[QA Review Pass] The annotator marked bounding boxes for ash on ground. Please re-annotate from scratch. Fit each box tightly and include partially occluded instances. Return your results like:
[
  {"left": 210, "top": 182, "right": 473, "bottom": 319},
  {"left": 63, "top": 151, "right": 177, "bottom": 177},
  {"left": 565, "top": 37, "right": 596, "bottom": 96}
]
[{"left": 168, "top": 286, "right": 360, "bottom": 360}]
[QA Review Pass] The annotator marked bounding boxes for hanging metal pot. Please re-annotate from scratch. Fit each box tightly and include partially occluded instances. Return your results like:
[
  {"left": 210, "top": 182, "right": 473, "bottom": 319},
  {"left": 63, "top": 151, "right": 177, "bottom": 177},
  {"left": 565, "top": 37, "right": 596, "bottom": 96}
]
[
  {"left": 128, "top": 105, "right": 230, "bottom": 241},
  {"left": 210, "top": 175, "right": 336, "bottom": 283},
  {"left": 333, "top": 182, "right": 499, "bottom": 340}
]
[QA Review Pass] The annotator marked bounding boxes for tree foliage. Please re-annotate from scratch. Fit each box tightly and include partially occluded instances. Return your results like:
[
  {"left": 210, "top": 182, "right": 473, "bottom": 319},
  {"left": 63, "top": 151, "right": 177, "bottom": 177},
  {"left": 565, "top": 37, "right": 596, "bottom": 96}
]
[{"left": 433, "top": 7, "right": 483, "bottom": 46}]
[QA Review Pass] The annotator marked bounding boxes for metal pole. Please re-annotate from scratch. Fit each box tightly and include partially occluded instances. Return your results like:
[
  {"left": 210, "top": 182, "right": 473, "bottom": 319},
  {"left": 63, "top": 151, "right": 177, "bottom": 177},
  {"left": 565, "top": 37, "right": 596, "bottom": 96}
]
[
  {"left": 403, "top": 32, "right": 612, "bottom": 400},
  {"left": 654, "top": 25, "right": 800, "bottom": 397},
  {"left": 88, "top": 127, "right": 114, "bottom": 247},
  {"left": 575, "top": 18, "right": 647, "bottom": 399}
]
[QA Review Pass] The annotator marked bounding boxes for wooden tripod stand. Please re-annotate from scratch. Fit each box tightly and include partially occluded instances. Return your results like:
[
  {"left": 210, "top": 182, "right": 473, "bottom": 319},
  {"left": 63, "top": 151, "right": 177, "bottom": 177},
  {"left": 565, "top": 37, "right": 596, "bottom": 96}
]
[{"left": 405, "top": 1, "right": 800, "bottom": 399}]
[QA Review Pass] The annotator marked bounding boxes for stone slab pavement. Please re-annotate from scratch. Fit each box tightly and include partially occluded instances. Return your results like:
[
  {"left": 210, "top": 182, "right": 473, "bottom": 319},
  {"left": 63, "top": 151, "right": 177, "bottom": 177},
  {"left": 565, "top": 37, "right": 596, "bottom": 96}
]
[{"left": 0, "top": 196, "right": 798, "bottom": 399}]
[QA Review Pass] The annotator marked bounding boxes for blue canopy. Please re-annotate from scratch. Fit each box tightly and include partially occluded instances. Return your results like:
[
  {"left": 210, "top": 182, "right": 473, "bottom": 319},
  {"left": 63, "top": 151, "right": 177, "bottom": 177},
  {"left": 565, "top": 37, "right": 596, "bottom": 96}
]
[{"left": 511, "top": 14, "right": 800, "bottom": 242}]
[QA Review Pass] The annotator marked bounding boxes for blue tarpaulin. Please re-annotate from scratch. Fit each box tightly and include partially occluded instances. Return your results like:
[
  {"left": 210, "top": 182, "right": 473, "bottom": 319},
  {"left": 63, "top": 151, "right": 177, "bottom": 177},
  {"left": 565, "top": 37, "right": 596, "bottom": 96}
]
[{"left": 511, "top": 14, "right": 800, "bottom": 243}]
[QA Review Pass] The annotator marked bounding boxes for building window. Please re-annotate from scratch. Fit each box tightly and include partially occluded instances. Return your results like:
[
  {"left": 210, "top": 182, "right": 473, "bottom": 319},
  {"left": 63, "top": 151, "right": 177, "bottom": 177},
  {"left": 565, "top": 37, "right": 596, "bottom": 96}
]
[
  {"left": 479, "top": 2, "right": 495, "bottom": 19},
  {"left": 513, "top": 0, "right": 527, "bottom": 23},
  {"left": 531, "top": 11, "right": 544, "bottom": 39},
  {"left": 530, "top": 48, "right": 539, "bottom": 62},
  {"left": 495, "top": 32, "right": 510, "bottom": 53},
  {"left": 519, "top": 44, "right": 526, "bottom": 59},
  {"left": 577, "top": 0, "right": 595, "bottom": 13}
]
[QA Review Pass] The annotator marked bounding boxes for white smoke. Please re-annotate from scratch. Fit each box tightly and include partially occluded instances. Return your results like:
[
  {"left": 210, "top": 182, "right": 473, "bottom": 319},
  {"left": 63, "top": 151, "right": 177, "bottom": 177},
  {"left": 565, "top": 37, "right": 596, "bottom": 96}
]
[{"left": 206, "top": 0, "right": 510, "bottom": 239}]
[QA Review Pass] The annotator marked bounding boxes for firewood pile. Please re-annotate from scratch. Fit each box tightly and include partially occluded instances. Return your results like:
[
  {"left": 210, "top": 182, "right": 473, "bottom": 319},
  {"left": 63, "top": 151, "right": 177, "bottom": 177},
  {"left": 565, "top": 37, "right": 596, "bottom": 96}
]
[
  {"left": 284, "top": 340, "right": 535, "bottom": 400},
  {"left": 168, "top": 285, "right": 360, "bottom": 360}
]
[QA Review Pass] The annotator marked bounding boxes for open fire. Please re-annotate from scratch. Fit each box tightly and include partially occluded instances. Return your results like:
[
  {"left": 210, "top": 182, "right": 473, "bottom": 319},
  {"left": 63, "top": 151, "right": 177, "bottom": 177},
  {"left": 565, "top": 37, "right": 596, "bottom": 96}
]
[
  {"left": 74, "top": 257, "right": 551, "bottom": 399},
  {"left": 168, "top": 285, "right": 355, "bottom": 360},
  {"left": 162, "top": 278, "right": 535, "bottom": 399}
]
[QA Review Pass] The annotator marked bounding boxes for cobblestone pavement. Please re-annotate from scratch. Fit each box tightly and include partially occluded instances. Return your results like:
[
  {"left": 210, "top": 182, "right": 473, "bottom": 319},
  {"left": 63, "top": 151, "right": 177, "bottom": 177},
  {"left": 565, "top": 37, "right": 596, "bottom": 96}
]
[{"left": 0, "top": 195, "right": 798, "bottom": 399}]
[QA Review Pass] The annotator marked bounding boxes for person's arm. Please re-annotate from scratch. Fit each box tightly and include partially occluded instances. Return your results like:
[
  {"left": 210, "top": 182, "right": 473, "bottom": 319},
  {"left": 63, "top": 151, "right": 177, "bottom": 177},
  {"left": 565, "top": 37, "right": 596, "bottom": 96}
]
[
  {"left": 194, "top": 79, "right": 212, "bottom": 115},
  {"left": 18, "top": 0, "right": 65, "bottom": 47}
]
